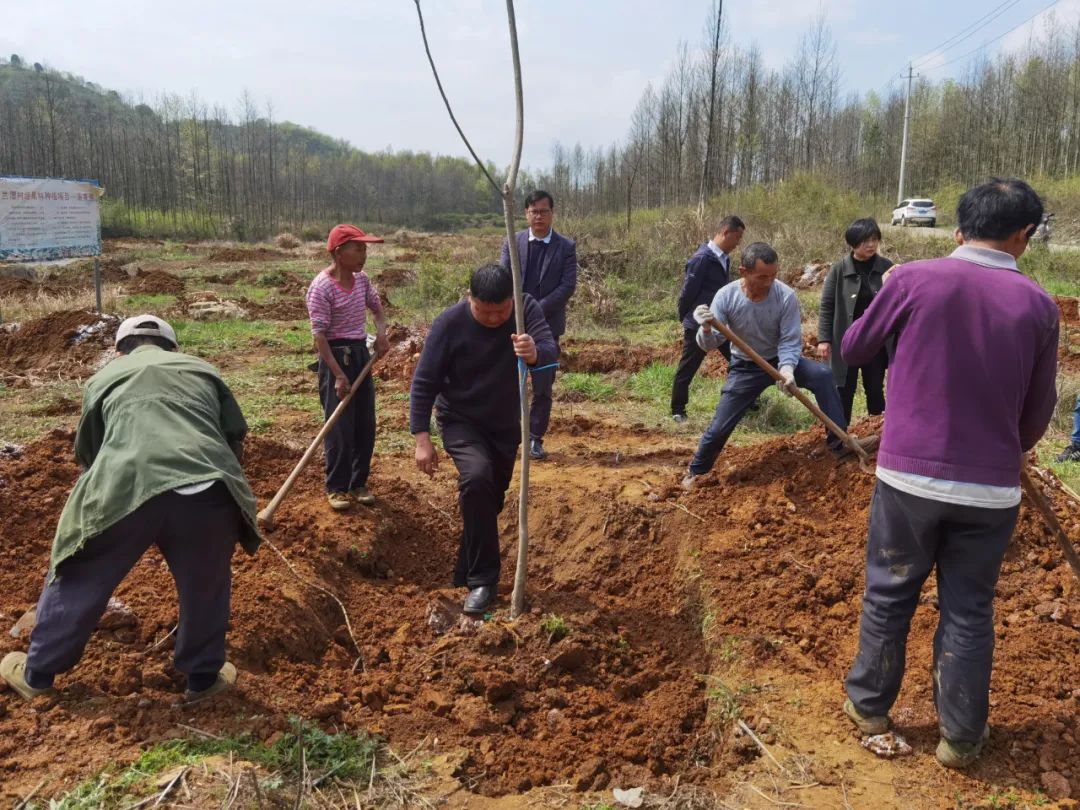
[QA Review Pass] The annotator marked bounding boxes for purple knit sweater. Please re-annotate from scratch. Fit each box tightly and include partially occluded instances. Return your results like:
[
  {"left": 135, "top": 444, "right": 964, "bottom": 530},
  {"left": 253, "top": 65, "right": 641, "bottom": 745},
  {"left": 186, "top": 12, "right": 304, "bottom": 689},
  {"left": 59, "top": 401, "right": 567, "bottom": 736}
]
[{"left": 841, "top": 251, "right": 1059, "bottom": 487}]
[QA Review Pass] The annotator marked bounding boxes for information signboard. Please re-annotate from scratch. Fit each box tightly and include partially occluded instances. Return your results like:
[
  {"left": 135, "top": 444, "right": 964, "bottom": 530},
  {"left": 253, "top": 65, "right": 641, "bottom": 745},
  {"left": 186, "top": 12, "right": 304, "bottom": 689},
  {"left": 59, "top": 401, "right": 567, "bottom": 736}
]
[{"left": 0, "top": 176, "right": 103, "bottom": 261}]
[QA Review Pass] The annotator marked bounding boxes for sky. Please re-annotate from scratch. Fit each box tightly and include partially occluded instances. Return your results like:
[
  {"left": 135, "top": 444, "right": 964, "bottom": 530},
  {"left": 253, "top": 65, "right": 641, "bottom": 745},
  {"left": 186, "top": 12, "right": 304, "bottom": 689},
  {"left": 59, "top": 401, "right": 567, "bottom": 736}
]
[{"left": 2, "top": 0, "right": 1078, "bottom": 171}]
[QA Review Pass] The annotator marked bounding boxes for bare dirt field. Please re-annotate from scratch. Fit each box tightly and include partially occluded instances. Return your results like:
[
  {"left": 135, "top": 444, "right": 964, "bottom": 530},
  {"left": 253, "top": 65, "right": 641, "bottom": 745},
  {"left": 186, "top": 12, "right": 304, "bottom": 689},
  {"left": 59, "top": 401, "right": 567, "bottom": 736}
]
[{"left": 0, "top": 238, "right": 1077, "bottom": 809}]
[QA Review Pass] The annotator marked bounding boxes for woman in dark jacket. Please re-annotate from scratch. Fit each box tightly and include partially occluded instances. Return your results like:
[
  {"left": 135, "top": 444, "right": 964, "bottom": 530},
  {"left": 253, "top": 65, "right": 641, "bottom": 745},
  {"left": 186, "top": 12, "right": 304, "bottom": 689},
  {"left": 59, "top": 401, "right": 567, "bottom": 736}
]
[{"left": 817, "top": 218, "right": 893, "bottom": 423}]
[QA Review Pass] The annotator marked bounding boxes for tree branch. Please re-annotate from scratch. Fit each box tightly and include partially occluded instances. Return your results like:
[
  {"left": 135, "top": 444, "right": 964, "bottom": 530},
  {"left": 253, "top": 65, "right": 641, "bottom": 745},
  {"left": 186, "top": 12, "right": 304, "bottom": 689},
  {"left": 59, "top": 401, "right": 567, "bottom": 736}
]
[{"left": 412, "top": 0, "right": 502, "bottom": 194}]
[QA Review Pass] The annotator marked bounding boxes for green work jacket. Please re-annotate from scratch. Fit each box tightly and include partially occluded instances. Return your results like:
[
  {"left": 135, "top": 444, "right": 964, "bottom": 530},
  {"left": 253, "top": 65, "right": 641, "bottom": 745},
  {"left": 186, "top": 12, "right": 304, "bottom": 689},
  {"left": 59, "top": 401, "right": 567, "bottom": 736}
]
[{"left": 51, "top": 345, "right": 261, "bottom": 572}]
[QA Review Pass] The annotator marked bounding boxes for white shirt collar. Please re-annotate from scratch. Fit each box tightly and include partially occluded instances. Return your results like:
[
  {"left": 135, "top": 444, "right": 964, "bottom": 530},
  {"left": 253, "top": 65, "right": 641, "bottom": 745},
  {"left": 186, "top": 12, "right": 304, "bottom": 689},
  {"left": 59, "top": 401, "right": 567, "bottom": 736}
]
[
  {"left": 950, "top": 245, "right": 1019, "bottom": 272},
  {"left": 529, "top": 229, "right": 553, "bottom": 244},
  {"left": 706, "top": 240, "right": 727, "bottom": 262}
]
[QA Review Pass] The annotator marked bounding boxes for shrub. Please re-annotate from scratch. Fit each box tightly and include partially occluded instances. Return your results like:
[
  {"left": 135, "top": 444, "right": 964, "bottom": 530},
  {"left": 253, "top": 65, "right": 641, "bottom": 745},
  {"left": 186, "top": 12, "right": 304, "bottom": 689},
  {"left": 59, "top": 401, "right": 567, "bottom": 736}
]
[{"left": 275, "top": 231, "right": 301, "bottom": 249}]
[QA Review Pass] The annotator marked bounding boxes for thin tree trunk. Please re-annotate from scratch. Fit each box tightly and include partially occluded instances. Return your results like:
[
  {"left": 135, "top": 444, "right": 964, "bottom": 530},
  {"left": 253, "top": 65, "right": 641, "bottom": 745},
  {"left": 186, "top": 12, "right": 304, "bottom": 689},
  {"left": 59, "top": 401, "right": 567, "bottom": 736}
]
[{"left": 413, "top": 0, "right": 531, "bottom": 618}]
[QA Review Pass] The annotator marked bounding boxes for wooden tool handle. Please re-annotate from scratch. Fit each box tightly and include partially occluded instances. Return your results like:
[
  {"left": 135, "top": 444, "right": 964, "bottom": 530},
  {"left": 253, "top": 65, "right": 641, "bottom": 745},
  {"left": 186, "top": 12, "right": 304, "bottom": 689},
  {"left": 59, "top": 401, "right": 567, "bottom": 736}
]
[
  {"left": 257, "top": 353, "right": 379, "bottom": 527},
  {"left": 705, "top": 316, "right": 869, "bottom": 463},
  {"left": 1020, "top": 466, "right": 1080, "bottom": 583}
]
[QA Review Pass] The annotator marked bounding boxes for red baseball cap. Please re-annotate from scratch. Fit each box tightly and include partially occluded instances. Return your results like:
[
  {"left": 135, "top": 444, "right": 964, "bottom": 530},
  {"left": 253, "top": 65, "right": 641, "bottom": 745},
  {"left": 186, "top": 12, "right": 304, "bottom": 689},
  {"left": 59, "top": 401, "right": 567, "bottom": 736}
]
[{"left": 327, "top": 223, "right": 384, "bottom": 252}]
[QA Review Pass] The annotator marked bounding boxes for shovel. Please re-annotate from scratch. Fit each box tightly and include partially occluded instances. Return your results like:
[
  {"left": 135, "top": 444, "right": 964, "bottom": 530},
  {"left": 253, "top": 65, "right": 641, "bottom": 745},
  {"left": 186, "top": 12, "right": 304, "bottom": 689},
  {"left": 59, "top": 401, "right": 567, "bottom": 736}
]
[
  {"left": 257, "top": 352, "right": 379, "bottom": 530},
  {"left": 705, "top": 316, "right": 878, "bottom": 471},
  {"left": 1020, "top": 466, "right": 1080, "bottom": 583}
]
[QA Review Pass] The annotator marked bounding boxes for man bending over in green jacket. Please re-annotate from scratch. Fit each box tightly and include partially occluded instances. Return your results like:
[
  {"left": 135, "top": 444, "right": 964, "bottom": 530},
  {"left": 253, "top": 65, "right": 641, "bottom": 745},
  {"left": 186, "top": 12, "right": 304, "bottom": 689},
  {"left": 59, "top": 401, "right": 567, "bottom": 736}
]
[{"left": 1, "top": 315, "right": 262, "bottom": 703}]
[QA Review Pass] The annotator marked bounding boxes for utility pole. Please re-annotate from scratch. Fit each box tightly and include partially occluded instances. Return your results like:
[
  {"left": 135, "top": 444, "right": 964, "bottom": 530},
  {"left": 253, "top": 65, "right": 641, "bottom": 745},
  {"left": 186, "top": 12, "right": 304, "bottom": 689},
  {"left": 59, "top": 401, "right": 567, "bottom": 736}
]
[{"left": 897, "top": 62, "right": 915, "bottom": 204}]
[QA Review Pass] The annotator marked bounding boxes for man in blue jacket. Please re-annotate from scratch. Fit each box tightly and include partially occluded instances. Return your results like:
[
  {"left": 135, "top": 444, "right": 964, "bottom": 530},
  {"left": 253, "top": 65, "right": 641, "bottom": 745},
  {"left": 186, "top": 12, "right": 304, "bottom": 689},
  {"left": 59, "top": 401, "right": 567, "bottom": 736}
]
[
  {"left": 500, "top": 190, "right": 577, "bottom": 460},
  {"left": 671, "top": 215, "right": 745, "bottom": 422}
]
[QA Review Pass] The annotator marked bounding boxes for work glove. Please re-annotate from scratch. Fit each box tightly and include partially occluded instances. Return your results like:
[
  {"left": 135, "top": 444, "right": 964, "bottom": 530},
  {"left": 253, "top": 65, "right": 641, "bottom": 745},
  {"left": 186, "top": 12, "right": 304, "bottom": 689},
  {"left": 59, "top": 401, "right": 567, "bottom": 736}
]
[
  {"left": 777, "top": 365, "right": 797, "bottom": 397},
  {"left": 693, "top": 305, "right": 714, "bottom": 327}
]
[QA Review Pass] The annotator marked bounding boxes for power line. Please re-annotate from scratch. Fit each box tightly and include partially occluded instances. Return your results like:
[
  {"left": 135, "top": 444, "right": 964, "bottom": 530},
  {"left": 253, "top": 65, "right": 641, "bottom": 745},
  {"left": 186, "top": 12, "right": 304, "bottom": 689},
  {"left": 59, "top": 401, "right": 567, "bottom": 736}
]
[
  {"left": 911, "top": 0, "right": 1025, "bottom": 68},
  {"left": 921, "top": 0, "right": 1064, "bottom": 74}
]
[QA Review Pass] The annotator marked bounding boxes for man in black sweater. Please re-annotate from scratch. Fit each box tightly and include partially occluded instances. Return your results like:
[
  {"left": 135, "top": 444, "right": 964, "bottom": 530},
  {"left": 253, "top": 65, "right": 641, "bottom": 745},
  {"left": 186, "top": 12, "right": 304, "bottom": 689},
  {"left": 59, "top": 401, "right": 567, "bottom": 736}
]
[{"left": 410, "top": 264, "right": 558, "bottom": 614}]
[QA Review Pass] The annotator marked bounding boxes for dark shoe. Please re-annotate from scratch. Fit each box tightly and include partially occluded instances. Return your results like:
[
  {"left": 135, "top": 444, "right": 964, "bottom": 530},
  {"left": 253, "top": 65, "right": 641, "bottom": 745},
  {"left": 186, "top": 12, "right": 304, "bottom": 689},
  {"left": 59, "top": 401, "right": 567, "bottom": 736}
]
[
  {"left": 529, "top": 439, "right": 547, "bottom": 460},
  {"left": 747, "top": 398, "right": 761, "bottom": 412},
  {"left": 0, "top": 652, "right": 56, "bottom": 701},
  {"left": 463, "top": 586, "right": 496, "bottom": 615},
  {"left": 936, "top": 725, "right": 990, "bottom": 769},
  {"left": 1056, "top": 444, "right": 1080, "bottom": 463},
  {"left": 843, "top": 698, "right": 890, "bottom": 735},
  {"left": 183, "top": 662, "right": 237, "bottom": 703},
  {"left": 672, "top": 413, "right": 688, "bottom": 424}
]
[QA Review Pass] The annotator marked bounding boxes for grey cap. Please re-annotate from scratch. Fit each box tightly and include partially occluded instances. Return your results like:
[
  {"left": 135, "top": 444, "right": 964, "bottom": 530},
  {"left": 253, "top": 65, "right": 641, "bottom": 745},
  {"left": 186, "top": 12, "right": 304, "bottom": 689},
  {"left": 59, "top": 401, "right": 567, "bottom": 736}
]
[{"left": 115, "top": 314, "right": 177, "bottom": 348}]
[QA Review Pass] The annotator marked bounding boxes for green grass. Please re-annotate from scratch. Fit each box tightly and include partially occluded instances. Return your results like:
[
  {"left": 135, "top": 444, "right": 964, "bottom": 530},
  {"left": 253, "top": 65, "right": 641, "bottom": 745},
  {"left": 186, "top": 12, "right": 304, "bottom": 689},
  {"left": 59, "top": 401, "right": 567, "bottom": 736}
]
[
  {"left": 561, "top": 372, "right": 618, "bottom": 402},
  {"left": 540, "top": 614, "right": 571, "bottom": 642},
  {"left": 121, "top": 293, "right": 178, "bottom": 311},
  {"left": 1020, "top": 246, "right": 1080, "bottom": 297},
  {"left": 171, "top": 318, "right": 310, "bottom": 355},
  {"left": 43, "top": 719, "right": 381, "bottom": 809}
]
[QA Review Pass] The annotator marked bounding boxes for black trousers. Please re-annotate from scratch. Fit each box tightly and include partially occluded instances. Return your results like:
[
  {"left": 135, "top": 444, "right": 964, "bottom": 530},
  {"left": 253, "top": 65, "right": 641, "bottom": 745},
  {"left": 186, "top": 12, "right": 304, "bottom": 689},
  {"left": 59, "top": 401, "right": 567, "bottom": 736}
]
[
  {"left": 671, "top": 327, "right": 730, "bottom": 416},
  {"left": 440, "top": 419, "right": 519, "bottom": 589},
  {"left": 26, "top": 484, "right": 239, "bottom": 687},
  {"left": 318, "top": 341, "right": 376, "bottom": 493},
  {"left": 529, "top": 337, "right": 559, "bottom": 441},
  {"left": 837, "top": 349, "right": 887, "bottom": 424},
  {"left": 845, "top": 481, "right": 1018, "bottom": 744}
]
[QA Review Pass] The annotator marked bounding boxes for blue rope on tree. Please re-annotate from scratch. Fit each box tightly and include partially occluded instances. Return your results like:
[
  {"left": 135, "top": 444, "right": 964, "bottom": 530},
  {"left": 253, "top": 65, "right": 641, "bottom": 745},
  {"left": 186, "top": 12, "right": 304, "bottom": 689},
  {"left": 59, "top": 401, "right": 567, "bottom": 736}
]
[{"left": 518, "top": 358, "right": 560, "bottom": 399}]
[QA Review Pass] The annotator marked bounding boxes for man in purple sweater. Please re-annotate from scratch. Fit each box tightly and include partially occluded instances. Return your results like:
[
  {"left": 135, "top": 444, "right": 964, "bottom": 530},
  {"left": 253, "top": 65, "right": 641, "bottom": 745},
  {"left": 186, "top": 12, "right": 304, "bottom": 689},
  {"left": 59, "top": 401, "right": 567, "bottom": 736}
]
[{"left": 841, "top": 178, "right": 1059, "bottom": 768}]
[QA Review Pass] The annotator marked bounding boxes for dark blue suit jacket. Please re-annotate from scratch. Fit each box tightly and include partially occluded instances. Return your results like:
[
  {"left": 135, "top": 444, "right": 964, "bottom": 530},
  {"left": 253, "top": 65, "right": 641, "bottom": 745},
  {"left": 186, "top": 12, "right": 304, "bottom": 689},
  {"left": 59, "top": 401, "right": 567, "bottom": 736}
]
[
  {"left": 677, "top": 242, "right": 731, "bottom": 331},
  {"left": 500, "top": 228, "right": 577, "bottom": 337}
]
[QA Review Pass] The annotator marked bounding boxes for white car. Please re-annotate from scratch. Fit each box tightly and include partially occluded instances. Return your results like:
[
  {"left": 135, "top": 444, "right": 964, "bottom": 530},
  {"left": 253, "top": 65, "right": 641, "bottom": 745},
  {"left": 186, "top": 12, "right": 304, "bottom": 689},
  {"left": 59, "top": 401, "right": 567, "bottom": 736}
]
[{"left": 891, "top": 198, "right": 937, "bottom": 227}]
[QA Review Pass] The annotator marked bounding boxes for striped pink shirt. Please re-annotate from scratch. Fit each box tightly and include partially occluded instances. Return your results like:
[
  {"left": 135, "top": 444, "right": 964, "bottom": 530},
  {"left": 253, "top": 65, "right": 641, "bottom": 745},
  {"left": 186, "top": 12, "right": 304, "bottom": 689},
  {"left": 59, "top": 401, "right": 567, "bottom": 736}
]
[{"left": 305, "top": 267, "right": 382, "bottom": 340}]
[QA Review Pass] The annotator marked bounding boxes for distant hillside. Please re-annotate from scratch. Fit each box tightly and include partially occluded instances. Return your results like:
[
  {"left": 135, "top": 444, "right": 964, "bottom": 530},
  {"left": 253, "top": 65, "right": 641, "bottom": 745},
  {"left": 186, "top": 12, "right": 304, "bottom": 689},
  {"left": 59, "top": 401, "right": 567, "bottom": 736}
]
[{"left": 0, "top": 56, "right": 505, "bottom": 238}]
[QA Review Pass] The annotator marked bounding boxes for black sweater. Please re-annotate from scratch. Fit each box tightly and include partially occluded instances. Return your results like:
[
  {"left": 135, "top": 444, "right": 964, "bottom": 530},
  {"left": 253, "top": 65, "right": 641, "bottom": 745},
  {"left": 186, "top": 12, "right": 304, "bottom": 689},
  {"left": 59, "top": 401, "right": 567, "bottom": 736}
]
[{"left": 409, "top": 295, "right": 557, "bottom": 435}]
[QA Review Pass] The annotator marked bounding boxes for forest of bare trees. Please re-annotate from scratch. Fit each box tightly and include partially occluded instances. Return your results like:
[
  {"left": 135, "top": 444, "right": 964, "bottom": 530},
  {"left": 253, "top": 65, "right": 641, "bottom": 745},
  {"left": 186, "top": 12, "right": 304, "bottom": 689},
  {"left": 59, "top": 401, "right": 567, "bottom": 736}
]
[
  {"left": 536, "top": 6, "right": 1080, "bottom": 221},
  {"left": 5, "top": 6, "right": 1080, "bottom": 237},
  {"left": 0, "top": 56, "right": 501, "bottom": 237}
]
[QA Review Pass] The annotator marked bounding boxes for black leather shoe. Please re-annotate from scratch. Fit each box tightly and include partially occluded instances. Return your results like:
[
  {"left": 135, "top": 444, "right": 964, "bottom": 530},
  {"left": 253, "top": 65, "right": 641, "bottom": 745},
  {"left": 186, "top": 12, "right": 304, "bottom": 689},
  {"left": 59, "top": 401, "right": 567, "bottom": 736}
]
[
  {"left": 529, "top": 439, "right": 547, "bottom": 460},
  {"left": 463, "top": 586, "right": 496, "bottom": 615}
]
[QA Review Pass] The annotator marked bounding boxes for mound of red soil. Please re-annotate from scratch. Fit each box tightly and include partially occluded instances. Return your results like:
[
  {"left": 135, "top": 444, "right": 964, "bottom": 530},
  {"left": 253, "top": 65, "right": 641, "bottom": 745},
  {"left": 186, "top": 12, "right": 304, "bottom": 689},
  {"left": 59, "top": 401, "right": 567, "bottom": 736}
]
[
  {"left": 559, "top": 339, "right": 678, "bottom": 374},
  {"left": 0, "top": 310, "right": 118, "bottom": 382},
  {"left": 376, "top": 323, "right": 426, "bottom": 382},
  {"left": 1054, "top": 295, "right": 1079, "bottom": 326},
  {"left": 128, "top": 269, "right": 184, "bottom": 295},
  {"left": 376, "top": 265, "right": 414, "bottom": 290},
  {"left": 1056, "top": 296, "right": 1080, "bottom": 373},
  {"left": 0, "top": 428, "right": 715, "bottom": 801},
  {"left": 2, "top": 405, "right": 1076, "bottom": 804},
  {"left": 206, "top": 247, "right": 288, "bottom": 263},
  {"left": 678, "top": 421, "right": 1080, "bottom": 797},
  {"left": 235, "top": 296, "right": 309, "bottom": 321}
]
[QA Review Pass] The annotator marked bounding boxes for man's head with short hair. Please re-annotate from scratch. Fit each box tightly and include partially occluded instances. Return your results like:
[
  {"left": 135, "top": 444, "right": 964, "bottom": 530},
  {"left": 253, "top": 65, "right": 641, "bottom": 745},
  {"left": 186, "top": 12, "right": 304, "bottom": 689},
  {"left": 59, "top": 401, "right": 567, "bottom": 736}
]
[
  {"left": 525, "top": 190, "right": 556, "bottom": 239},
  {"left": 740, "top": 241, "right": 778, "bottom": 270},
  {"left": 115, "top": 315, "right": 178, "bottom": 355},
  {"left": 739, "top": 242, "right": 779, "bottom": 301},
  {"left": 714, "top": 215, "right": 746, "bottom": 253},
  {"left": 957, "top": 178, "right": 1043, "bottom": 245},
  {"left": 468, "top": 263, "right": 515, "bottom": 329},
  {"left": 524, "top": 190, "right": 555, "bottom": 210}
]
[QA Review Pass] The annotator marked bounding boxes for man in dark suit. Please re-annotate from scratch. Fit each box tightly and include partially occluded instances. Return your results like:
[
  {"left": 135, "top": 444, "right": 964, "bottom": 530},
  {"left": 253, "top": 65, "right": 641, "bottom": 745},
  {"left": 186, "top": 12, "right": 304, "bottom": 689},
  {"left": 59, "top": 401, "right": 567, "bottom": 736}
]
[
  {"left": 671, "top": 215, "right": 745, "bottom": 422},
  {"left": 500, "top": 190, "right": 578, "bottom": 460}
]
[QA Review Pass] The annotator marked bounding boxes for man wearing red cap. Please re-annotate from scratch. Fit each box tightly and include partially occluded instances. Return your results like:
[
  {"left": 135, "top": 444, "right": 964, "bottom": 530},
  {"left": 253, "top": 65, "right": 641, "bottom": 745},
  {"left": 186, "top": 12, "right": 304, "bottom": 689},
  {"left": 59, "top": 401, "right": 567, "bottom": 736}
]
[{"left": 306, "top": 224, "right": 389, "bottom": 510}]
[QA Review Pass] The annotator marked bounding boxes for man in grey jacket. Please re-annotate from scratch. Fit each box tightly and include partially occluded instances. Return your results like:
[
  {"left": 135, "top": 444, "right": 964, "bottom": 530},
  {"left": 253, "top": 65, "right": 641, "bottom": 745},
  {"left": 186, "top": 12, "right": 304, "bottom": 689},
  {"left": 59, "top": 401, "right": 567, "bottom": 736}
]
[{"left": 682, "top": 243, "right": 857, "bottom": 489}]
